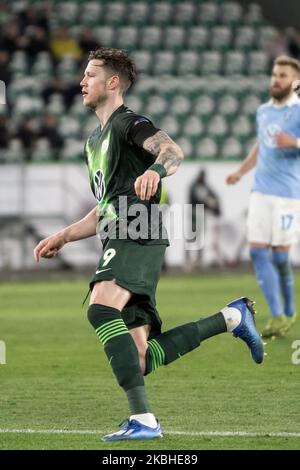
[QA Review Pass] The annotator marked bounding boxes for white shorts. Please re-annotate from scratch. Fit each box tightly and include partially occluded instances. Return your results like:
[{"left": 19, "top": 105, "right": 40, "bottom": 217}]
[{"left": 247, "top": 191, "right": 300, "bottom": 246}]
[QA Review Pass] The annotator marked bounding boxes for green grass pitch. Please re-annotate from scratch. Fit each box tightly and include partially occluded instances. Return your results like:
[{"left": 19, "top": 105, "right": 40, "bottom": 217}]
[{"left": 0, "top": 274, "right": 300, "bottom": 450}]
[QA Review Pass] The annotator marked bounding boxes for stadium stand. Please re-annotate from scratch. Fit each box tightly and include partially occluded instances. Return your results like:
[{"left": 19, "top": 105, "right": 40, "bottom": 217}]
[{"left": 0, "top": 0, "right": 297, "bottom": 163}]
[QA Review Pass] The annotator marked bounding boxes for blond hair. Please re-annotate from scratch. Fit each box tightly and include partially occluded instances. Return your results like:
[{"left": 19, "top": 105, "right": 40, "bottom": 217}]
[{"left": 274, "top": 55, "right": 300, "bottom": 76}]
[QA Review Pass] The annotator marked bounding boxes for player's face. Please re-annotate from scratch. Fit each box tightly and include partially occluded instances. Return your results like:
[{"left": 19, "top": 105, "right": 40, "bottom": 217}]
[
  {"left": 80, "top": 60, "right": 111, "bottom": 109},
  {"left": 270, "top": 65, "right": 297, "bottom": 101}
]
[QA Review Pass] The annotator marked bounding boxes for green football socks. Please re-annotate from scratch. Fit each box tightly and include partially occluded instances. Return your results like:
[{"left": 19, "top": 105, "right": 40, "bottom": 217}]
[
  {"left": 87, "top": 304, "right": 151, "bottom": 414},
  {"left": 145, "top": 312, "right": 226, "bottom": 375}
]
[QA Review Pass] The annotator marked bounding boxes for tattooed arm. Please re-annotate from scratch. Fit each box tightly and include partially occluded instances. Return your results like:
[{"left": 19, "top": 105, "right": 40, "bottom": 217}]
[{"left": 134, "top": 130, "right": 184, "bottom": 200}]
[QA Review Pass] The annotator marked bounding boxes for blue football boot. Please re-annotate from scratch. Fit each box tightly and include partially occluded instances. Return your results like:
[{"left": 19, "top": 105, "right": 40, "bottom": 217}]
[
  {"left": 225, "top": 297, "right": 264, "bottom": 364},
  {"left": 101, "top": 418, "right": 163, "bottom": 442}
]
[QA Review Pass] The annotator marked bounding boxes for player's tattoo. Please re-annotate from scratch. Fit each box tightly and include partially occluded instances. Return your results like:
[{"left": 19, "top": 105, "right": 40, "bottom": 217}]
[{"left": 143, "top": 131, "right": 183, "bottom": 174}]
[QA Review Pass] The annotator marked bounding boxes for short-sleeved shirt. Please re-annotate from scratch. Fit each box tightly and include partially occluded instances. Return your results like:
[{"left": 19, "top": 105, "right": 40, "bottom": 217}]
[
  {"left": 84, "top": 105, "right": 169, "bottom": 245},
  {"left": 254, "top": 94, "right": 300, "bottom": 199}
]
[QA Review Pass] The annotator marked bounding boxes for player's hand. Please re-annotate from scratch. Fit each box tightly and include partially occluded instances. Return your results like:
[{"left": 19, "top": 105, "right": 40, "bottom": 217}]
[
  {"left": 292, "top": 80, "right": 300, "bottom": 98},
  {"left": 226, "top": 171, "right": 242, "bottom": 185},
  {"left": 134, "top": 170, "right": 160, "bottom": 201},
  {"left": 275, "top": 132, "right": 297, "bottom": 148},
  {"left": 33, "top": 234, "right": 66, "bottom": 262}
]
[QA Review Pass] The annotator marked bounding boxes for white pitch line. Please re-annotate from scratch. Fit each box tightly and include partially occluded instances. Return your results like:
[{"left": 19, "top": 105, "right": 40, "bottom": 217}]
[{"left": 0, "top": 429, "right": 300, "bottom": 438}]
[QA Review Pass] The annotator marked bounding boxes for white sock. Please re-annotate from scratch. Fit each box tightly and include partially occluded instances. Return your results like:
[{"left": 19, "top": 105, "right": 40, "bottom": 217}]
[
  {"left": 130, "top": 413, "right": 157, "bottom": 428},
  {"left": 221, "top": 306, "right": 242, "bottom": 332}
]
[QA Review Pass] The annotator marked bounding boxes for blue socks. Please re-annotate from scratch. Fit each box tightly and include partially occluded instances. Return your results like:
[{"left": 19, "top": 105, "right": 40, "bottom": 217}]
[
  {"left": 272, "top": 251, "right": 294, "bottom": 317},
  {"left": 250, "top": 247, "right": 283, "bottom": 317}
]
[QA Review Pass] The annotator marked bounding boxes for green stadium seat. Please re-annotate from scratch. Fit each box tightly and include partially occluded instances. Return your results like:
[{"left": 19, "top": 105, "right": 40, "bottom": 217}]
[
  {"left": 221, "top": 137, "right": 243, "bottom": 159},
  {"left": 248, "top": 51, "right": 269, "bottom": 75},
  {"left": 257, "top": 26, "right": 279, "bottom": 49},
  {"left": 10, "top": 51, "right": 28, "bottom": 75},
  {"left": 46, "top": 94, "right": 65, "bottom": 117},
  {"left": 61, "top": 139, "right": 84, "bottom": 161},
  {"left": 210, "top": 26, "right": 232, "bottom": 52},
  {"left": 231, "top": 115, "right": 253, "bottom": 143},
  {"left": 105, "top": 2, "right": 126, "bottom": 26},
  {"left": 218, "top": 94, "right": 239, "bottom": 121},
  {"left": 150, "top": 2, "right": 172, "bottom": 26},
  {"left": 31, "top": 138, "right": 54, "bottom": 162},
  {"left": 169, "top": 95, "right": 191, "bottom": 121},
  {"left": 93, "top": 26, "right": 114, "bottom": 47},
  {"left": 234, "top": 26, "right": 257, "bottom": 52},
  {"left": 220, "top": 2, "right": 243, "bottom": 26},
  {"left": 186, "top": 26, "right": 208, "bottom": 51},
  {"left": 116, "top": 26, "right": 138, "bottom": 51},
  {"left": 207, "top": 115, "right": 229, "bottom": 144},
  {"left": 160, "top": 116, "right": 180, "bottom": 139},
  {"left": 200, "top": 51, "right": 222, "bottom": 75},
  {"left": 145, "top": 95, "right": 168, "bottom": 122},
  {"left": 58, "top": 116, "right": 81, "bottom": 139},
  {"left": 224, "top": 51, "right": 246, "bottom": 75},
  {"left": 131, "top": 50, "right": 152, "bottom": 74},
  {"left": 241, "top": 94, "right": 261, "bottom": 118},
  {"left": 182, "top": 115, "right": 204, "bottom": 144},
  {"left": 197, "top": 2, "right": 219, "bottom": 26},
  {"left": 176, "top": 51, "right": 199, "bottom": 75},
  {"left": 124, "top": 95, "right": 145, "bottom": 114},
  {"left": 56, "top": 1, "right": 79, "bottom": 25},
  {"left": 193, "top": 95, "right": 215, "bottom": 122},
  {"left": 197, "top": 137, "right": 218, "bottom": 159},
  {"left": 126, "top": 2, "right": 149, "bottom": 26},
  {"left": 81, "top": 2, "right": 102, "bottom": 27},
  {"left": 140, "top": 26, "right": 162, "bottom": 52},
  {"left": 174, "top": 2, "right": 196, "bottom": 26},
  {"left": 153, "top": 51, "right": 175, "bottom": 75},
  {"left": 163, "top": 27, "right": 185, "bottom": 52},
  {"left": 243, "top": 3, "right": 264, "bottom": 27}
]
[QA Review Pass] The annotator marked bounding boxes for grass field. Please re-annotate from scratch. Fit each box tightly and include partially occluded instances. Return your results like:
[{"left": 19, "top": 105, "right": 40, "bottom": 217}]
[{"left": 0, "top": 274, "right": 300, "bottom": 450}]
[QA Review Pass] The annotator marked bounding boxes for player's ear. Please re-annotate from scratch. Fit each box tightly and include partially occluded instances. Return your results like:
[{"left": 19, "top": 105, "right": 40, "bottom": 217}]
[{"left": 107, "top": 75, "right": 120, "bottom": 90}]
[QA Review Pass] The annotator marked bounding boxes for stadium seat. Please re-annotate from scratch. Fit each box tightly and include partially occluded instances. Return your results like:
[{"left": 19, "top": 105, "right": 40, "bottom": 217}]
[
  {"left": 150, "top": 2, "right": 172, "bottom": 26},
  {"left": 207, "top": 115, "right": 229, "bottom": 144},
  {"left": 200, "top": 51, "right": 222, "bottom": 75},
  {"left": 31, "top": 138, "right": 54, "bottom": 162},
  {"left": 193, "top": 95, "right": 215, "bottom": 122},
  {"left": 197, "top": 2, "right": 219, "bottom": 27},
  {"left": 104, "top": 2, "right": 126, "bottom": 26},
  {"left": 244, "top": 3, "right": 264, "bottom": 27},
  {"left": 169, "top": 95, "right": 191, "bottom": 122},
  {"left": 116, "top": 26, "right": 138, "bottom": 51},
  {"left": 140, "top": 26, "right": 162, "bottom": 52},
  {"left": 220, "top": 2, "right": 243, "bottom": 26},
  {"left": 58, "top": 116, "right": 80, "bottom": 139},
  {"left": 173, "top": 2, "right": 196, "bottom": 26},
  {"left": 145, "top": 95, "right": 168, "bottom": 122},
  {"left": 124, "top": 95, "right": 144, "bottom": 114},
  {"left": 231, "top": 115, "right": 253, "bottom": 143},
  {"left": 224, "top": 51, "right": 246, "bottom": 76},
  {"left": 218, "top": 94, "right": 240, "bottom": 121},
  {"left": 248, "top": 51, "right": 269, "bottom": 75},
  {"left": 61, "top": 139, "right": 84, "bottom": 161},
  {"left": 126, "top": 2, "right": 149, "bottom": 26},
  {"left": 234, "top": 26, "right": 257, "bottom": 51},
  {"left": 210, "top": 26, "right": 232, "bottom": 52},
  {"left": 93, "top": 26, "right": 114, "bottom": 47},
  {"left": 176, "top": 51, "right": 199, "bottom": 75},
  {"left": 81, "top": 2, "right": 102, "bottom": 27},
  {"left": 181, "top": 115, "right": 204, "bottom": 144},
  {"left": 176, "top": 136, "right": 194, "bottom": 160},
  {"left": 163, "top": 27, "right": 185, "bottom": 52},
  {"left": 241, "top": 94, "right": 262, "bottom": 118},
  {"left": 46, "top": 94, "right": 65, "bottom": 117},
  {"left": 153, "top": 51, "right": 175, "bottom": 75},
  {"left": 257, "top": 26, "right": 279, "bottom": 49},
  {"left": 131, "top": 50, "right": 152, "bottom": 74},
  {"left": 186, "top": 26, "right": 208, "bottom": 52},
  {"left": 221, "top": 137, "right": 243, "bottom": 159},
  {"left": 160, "top": 116, "right": 180, "bottom": 139},
  {"left": 197, "top": 137, "right": 218, "bottom": 159}
]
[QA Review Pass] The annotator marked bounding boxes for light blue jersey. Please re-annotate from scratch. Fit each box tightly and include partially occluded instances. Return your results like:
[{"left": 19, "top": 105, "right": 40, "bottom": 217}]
[{"left": 254, "top": 94, "right": 300, "bottom": 199}]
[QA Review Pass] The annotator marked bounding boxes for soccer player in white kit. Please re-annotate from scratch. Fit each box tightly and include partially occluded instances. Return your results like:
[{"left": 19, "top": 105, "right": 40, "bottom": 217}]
[{"left": 227, "top": 56, "right": 300, "bottom": 338}]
